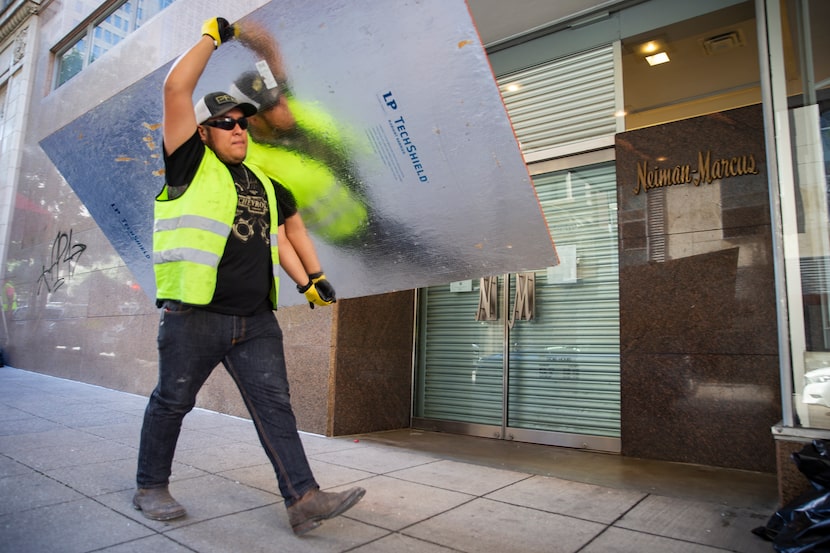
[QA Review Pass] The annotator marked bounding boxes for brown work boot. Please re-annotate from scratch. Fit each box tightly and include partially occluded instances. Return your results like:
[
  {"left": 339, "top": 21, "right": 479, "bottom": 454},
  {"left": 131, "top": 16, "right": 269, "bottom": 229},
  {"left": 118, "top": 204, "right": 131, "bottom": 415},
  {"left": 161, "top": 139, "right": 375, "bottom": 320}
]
[
  {"left": 132, "top": 487, "right": 186, "bottom": 521},
  {"left": 287, "top": 486, "right": 366, "bottom": 536}
]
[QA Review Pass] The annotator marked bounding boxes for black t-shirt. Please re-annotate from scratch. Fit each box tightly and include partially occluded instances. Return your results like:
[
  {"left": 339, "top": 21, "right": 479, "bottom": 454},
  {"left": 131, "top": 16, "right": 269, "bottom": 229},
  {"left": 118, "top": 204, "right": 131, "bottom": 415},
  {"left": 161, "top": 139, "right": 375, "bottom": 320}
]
[{"left": 162, "top": 132, "right": 297, "bottom": 315}]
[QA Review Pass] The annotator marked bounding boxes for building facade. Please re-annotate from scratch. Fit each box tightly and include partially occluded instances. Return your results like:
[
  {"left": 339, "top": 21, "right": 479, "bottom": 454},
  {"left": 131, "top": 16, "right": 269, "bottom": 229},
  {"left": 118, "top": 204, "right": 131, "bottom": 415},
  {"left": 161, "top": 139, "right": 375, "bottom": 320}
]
[{"left": 1, "top": 0, "right": 827, "bottom": 504}]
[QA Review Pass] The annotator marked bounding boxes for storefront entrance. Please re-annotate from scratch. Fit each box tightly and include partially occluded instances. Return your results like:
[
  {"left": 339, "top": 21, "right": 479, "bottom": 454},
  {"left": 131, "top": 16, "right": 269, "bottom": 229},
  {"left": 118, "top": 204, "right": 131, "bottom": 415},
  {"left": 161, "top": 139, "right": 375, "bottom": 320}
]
[{"left": 414, "top": 153, "right": 621, "bottom": 452}]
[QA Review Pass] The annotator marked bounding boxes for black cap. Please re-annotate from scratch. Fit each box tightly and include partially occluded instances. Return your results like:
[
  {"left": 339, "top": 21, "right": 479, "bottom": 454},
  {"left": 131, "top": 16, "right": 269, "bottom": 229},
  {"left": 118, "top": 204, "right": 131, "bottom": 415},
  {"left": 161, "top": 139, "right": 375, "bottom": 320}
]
[
  {"left": 230, "top": 71, "right": 282, "bottom": 112},
  {"left": 194, "top": 91, "right": 257, "bottom": 124}
]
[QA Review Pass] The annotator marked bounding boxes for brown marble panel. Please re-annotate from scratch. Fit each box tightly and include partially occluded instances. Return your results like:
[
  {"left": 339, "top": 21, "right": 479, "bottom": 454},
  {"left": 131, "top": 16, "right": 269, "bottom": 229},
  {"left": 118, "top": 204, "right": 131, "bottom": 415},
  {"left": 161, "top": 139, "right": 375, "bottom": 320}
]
[
  {"left": 277, "top": 304, "right": 335, "bottom": 435},
  {"left": 616, "top": 105, "right": 780, "bottom": 472},
  {"left": 329, "top": 291, "right": 415, "bottom": 435},
  {"left": 775, "top": 439, "right": 813, "bottom": 507},
  {"left": 621, "top": 352, "right": 780, "bottom": 472},
  {"left": 620, "top": 246, "right": 777, "bottom": 355}
]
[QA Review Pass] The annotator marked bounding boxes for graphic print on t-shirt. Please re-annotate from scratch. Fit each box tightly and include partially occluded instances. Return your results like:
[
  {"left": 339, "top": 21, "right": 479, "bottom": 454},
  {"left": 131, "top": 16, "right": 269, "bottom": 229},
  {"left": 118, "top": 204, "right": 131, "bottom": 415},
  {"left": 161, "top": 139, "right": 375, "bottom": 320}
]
[{"left": 233, "top": 167, "right": 270, "bottom": 244}]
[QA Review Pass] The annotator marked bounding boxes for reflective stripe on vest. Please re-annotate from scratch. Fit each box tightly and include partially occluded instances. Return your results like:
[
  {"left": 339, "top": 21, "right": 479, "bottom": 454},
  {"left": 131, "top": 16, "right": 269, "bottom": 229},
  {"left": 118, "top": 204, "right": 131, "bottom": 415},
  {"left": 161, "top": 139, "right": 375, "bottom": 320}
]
[
  {"left": 152, "top": 247, "right": 220, "bottom": 267},
  {"left": 154, "top": 214, "right": 230, "bottom": 236}
]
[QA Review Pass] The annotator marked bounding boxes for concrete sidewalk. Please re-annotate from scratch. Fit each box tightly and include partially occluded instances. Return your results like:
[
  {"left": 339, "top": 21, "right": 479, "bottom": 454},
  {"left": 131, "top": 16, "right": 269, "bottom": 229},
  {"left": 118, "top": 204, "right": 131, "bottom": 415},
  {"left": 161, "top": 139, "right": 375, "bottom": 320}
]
[{"left": 0, "top": 366, "right": 778, "bottom": 552}]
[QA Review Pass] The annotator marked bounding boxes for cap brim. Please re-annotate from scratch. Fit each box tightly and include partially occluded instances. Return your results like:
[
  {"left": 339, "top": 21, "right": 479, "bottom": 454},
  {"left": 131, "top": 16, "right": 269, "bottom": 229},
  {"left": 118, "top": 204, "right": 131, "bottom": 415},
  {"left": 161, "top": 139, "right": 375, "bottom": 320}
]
[
  {"left": 195, "top": 99, "right": 258, "bottom": 124},
  {"left": 211, "top": 102, "right": 257, "bottom": 120}
]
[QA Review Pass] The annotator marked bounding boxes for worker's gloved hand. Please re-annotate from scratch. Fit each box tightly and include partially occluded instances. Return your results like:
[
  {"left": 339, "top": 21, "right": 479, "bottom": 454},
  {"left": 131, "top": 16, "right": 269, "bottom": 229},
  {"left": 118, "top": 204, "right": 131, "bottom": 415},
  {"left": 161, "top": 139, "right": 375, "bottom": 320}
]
[
  {"left": 297, "top": 272, "right": 336, "bottom": 309},
  {"left": 310, "top": 272, "right": 336, "bottom": 304},
  {"left": 201, "top": 17, "right": 237, "bottom": 47}
]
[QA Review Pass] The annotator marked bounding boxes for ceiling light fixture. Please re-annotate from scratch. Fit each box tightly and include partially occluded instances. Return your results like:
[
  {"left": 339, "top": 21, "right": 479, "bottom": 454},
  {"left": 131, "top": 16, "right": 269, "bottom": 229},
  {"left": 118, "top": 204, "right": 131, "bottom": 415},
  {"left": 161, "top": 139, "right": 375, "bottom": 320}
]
[
  {"left": 641, "top": 41, "right": 660, "bottom": 54},
  {"left": 645, "top": 52, "right": 670, "bottom": 66}
]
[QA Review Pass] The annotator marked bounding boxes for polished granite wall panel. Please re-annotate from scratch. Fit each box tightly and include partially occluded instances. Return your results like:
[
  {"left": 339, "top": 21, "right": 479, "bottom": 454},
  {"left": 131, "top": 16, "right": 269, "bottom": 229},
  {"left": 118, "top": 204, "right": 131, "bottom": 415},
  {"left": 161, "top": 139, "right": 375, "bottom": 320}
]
[
  {"left": 775, "top": 439, "right": 813, "bottom": 507},
  {"left": 329, "top": 291, "right": 415, "bottom": 436},
  {"left": 616, "top": 105, "right": 780, "bottom": 472},
  {"left": 619, "top": 247, "right": 777, "bottom": 355},
  {"left": 621, "top": 352, "right": 781, "bottom": 473},
  {"left": 276, "top": 304, "right": 336, "bottom": 435}
]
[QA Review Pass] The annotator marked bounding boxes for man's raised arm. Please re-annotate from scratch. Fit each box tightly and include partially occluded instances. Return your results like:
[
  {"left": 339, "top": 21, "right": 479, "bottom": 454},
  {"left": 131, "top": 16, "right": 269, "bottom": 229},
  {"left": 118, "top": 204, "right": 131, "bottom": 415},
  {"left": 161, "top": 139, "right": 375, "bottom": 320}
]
[{"left": 163, "top": 18, "right": 237, "bottom": 155}]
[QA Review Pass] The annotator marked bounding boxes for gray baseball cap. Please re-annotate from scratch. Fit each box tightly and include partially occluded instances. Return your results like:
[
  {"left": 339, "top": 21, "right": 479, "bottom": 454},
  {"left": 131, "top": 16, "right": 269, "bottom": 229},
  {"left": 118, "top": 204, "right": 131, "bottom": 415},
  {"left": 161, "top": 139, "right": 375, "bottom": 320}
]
[{"left": 194, "top": 91, "right": 257, "bottom": 124}]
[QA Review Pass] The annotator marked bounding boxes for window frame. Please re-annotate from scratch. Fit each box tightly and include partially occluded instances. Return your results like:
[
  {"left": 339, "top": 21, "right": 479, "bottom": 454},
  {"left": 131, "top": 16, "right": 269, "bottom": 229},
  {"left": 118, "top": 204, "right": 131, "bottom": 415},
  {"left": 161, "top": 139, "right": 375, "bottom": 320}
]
[{"left": 51, "top": 0, "right": 172, "bottom": 89}]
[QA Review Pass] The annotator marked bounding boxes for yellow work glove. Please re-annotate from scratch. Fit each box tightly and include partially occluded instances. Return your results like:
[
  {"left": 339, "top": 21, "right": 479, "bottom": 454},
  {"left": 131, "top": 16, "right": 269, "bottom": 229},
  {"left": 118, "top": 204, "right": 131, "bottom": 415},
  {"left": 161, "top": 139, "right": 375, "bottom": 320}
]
[
  {"left": 201, "top": 17, "right": 237, "bottom": 48},
  {"left": 297, "top": 272, "right": 336, "bottom": 309}
]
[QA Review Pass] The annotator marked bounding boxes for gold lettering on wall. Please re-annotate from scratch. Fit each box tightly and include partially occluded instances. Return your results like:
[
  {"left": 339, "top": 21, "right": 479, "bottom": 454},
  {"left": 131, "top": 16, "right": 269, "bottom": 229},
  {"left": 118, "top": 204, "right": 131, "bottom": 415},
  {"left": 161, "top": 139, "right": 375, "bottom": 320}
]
[{"left": 633, "top": 150, "right": 759, "bottom": 195}]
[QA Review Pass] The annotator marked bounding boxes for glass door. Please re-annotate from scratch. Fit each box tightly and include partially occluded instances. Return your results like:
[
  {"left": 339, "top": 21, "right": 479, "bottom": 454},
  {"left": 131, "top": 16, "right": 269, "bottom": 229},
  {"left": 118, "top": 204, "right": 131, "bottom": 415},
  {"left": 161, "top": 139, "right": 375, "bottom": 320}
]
[{"left": 414, "top": 155, "right": 620, "bottom": 451}]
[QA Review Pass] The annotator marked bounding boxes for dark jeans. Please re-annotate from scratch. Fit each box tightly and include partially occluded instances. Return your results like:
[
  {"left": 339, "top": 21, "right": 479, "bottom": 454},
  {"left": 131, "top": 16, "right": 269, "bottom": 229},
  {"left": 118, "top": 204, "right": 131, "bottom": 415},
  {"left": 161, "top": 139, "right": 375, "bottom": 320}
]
[{"left": 136, "top": 302, "right": 318, "bottom": 505}]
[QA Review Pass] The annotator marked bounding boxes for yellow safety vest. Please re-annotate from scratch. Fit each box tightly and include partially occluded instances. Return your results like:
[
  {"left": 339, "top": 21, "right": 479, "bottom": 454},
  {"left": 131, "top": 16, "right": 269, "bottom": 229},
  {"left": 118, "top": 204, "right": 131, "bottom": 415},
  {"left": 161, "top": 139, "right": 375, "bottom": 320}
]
[{"left": 153, "top": 149, "right": 281, "bottom": 307}]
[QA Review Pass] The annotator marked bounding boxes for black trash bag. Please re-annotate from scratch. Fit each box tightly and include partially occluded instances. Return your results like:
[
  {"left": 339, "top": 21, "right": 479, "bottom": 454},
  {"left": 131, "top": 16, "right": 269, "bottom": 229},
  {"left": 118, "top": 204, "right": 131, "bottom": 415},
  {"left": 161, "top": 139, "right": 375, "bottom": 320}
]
[
  {"left": 753, "top": 440, "right": 830, "bottom": 552},
  {"left": 795, "top": 441, "right": 830, "bottom": 491},
  {"left": 753, "top": 487, "right": 830, "bottom": 552}
]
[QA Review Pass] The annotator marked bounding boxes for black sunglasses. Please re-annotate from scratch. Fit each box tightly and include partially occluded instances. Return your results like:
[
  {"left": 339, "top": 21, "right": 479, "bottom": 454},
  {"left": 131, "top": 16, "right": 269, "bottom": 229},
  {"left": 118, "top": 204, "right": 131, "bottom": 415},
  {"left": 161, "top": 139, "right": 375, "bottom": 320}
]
[{"left": 203, "top": 117, "right": 249, "bottom": 131}]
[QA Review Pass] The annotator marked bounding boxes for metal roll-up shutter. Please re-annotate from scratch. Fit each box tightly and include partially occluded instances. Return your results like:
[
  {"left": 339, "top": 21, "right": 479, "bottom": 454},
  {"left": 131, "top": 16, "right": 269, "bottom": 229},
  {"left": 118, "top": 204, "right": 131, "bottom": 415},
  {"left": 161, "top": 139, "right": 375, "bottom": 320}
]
[
  {"left": 497, "top": 45, "right": 617, "bottom": 154},
  {"left": 506, "top": 162, "right": 620, "bottom": 439},
  {"left": 417, "top": 280, "right": 506, "bottom": 426},
  {"left": 415, "top": 161, "right": 620, "bottom": 448}
]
